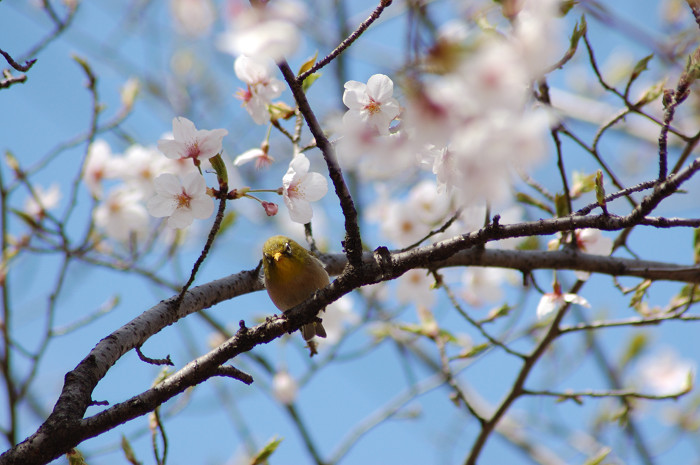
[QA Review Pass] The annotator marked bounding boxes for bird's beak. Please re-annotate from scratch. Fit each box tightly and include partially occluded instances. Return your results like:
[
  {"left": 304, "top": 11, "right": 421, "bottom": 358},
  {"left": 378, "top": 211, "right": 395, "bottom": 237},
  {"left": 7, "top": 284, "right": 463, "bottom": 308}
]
[{"left": 273, "top": 252, "right": 282, "bottom": 262}]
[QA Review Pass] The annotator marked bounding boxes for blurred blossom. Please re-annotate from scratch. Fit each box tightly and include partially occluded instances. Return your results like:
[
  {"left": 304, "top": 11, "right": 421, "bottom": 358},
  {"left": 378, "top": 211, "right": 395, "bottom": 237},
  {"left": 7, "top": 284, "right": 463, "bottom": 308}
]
[
  {"left": 146, "top": 173, "right": 214, "bottom": 229},
  {"left": 170, "top": 0, "right": 215, "bottom": 37},
  {"left": 233, "top": 147, "right": 275, "bottom": 169},
  {"left": 574, "top": 229, "right": 614, "bottom": 280},
  {"left": 271, "top": 370, "right": 298, "bottom": 405},
  {"left": 638, "top": 348, "right": 695, "bottom": 396},
  {"left": 120, "top": 144, "right": 172, "bottom": 198},
  {"left": 281, "top": 153, "right": 328, "bottom": 224},
  {"left": 85, "top": 139, "right": 121, "bottom": 198},
  {"left": 94, "top": 187, "right": 149, "bottom": 243},
  {"left": 218, "top": 0, "right": 304, "bottom": 61},
  {"left": 536, "top": 282, "right": 590, "bottom": 320},
  {"left": 234, "top": 55, "right": 285, "bottom": 124},
  {"left": 24, "top": 184, "right": 61, "bottom": 219},
  {"left": 317, "top": 296, "right": 358, "bottom": 347},
  {"left": 398, "top": 4, "right": 560, "bottom": 209},
  {"left": 342, "top": 74, "right": 401, "bottom": 136},
  {"left": 397, "top": 269, "right": 436, "bottom": 308},
  {"left": 334, "top": 123, "right": 414, "bottom": 180},
  {"left": 369, "top": 180, "right": 455, "bottom": 248},
  {"left": 157, "top": 117, "right": 228, "bottom": 162},
  {"left": 461, "top": 267, "right": 514, "bottom": 307}
]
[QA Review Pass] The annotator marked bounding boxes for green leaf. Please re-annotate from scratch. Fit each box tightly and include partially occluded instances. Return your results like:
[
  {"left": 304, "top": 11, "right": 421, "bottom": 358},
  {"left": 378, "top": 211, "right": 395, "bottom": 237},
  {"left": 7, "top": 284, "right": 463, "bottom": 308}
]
[
  {"left": 554, "top": 193, "right": 570, "bottom": 217},
  {"left": 694, "top": 228, "right": 700, "bottom": 264},
  {"left": 636, "top": 80, "right": 665, "bottom": 106},
  {"left": 250, "top": 436, "right": 283, "bottom": 465},
  {"left": 218, "top": 211, "right": 237, "bottom": 235},
  {"left": 302, "top": 72, "right": 322, "bottom": 93},
  {"left": 629, "top": 54, "right": 653, "bottom": 83},
  {"left": 582, "top": 447, "right": 612, "bottom": 465},
  {"left": 515, "top": 192, "right": 554, "bottom": 214},
  {"left": 595, "top": 170, "right": 606, "bottom": 208},
  {"left": 121, "top": 435, "right": 141, "bottom": 465},
  {"left": 559, "top": 1, "right": 578, "bottom": 16},
  {"left": 209, "top": 153, "right": 228, "bottom": 186},
  {"left": 619, "top": 332, "right": 648, "bottom": 368},
  {"left": 297, "top": 52, "right": 318, "bottom": 76},
  {"left": 454, "top": 343, "right": 489, "bottom": 359}
]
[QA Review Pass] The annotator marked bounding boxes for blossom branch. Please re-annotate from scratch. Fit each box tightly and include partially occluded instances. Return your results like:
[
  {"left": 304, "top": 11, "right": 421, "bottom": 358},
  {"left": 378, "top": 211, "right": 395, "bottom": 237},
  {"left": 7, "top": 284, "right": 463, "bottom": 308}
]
[
  {"left": 296, "top": 0, "right": 393, "bottom": 84},
  {"left": 278, "top": 60, "right": 364, "bottom": 268},
  {"left": 521, "top": 386, "right": 691, "bottom": 401}
]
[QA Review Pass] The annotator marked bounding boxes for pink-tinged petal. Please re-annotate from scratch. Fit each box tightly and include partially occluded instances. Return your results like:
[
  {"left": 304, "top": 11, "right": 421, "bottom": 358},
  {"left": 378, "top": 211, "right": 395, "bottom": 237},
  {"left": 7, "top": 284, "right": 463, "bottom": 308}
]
[
  {"left": 285, "top": 153, "right": 310, "bottom": 180},
  {"left": 146, "top": 195, "right": 177, "bottom": 217},
  {"left": 343, "top": 81, "right": 368, "bottom": 109},
  {"left": 190, "top": 196, "right": 215, "bottom": 219},
  {"left": 197, "top": 128, "right": 228, "bottom": 157},
  {"left": 563, "top": 293, "right": 590, "bottom": 307},
  {"left": 536, "top": 294, "right": 558, "bottom": 320},
  {"left": 342, "top": 110, "right": 367, "bottom": 129},
  {"left": 182, "top": 172, "right": 206, "bottom": 194},
  {"left": 366, "top": 74, "right": 394, "bottom": 102},
  {"left": 172, "top": 117, "right": 197, "bottom": 142},
  {"left": 301, "top": 172, "right": 328, "bottom": 201},
  {"left": 168, "top": 209, "right": 194, "bottom": 229},
  {"left": 157, "top": 139, "right": 184, "bottom": 160},
  {"left": 153, "top": 173, "right": 182, "bottom": 196},
  {"left": 234, "top": 148, "right": 265, "bottom": 166},
  {"left": 284, "top": 195, "right": 313, "bottom": 224},
  {"left": 381, "top": 99, "right": 401, "bottom": 120}
]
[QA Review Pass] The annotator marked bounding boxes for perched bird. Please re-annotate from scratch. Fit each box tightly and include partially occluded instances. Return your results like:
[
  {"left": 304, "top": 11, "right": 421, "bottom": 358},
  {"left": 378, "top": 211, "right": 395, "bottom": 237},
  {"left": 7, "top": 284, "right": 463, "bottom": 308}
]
[{"left": 262, "top": 235, "right": 329, "bottom": 354}]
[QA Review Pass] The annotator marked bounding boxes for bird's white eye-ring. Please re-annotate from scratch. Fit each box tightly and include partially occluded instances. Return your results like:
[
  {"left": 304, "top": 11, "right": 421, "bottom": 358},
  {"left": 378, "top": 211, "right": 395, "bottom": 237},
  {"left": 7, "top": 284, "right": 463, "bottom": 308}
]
[{"left": 284, "top": 242, "right": 292, "bottom": 255}]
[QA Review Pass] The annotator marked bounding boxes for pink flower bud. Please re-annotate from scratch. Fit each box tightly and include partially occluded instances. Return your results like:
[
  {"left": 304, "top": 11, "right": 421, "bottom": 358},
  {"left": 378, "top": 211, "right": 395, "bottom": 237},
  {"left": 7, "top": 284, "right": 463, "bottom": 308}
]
[{"left": 262, "top": 201, "right": 278, "bottom": 216}]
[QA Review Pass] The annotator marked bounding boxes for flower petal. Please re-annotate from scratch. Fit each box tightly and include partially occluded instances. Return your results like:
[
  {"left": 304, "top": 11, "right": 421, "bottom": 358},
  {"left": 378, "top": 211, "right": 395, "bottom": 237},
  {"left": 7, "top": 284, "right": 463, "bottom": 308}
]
[{"left": 366, "top": 74, "right": 394, "bottom": 102}]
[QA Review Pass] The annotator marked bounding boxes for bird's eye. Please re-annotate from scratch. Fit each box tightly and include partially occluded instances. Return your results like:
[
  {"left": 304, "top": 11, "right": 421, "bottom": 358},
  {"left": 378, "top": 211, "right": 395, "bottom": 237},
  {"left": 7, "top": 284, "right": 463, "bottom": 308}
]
[
  {"left": 264, "top": 253, "right": 272, "bottom": 262},
  {"left": 284, "top": 242, "right": 292, "bottom": 255}
]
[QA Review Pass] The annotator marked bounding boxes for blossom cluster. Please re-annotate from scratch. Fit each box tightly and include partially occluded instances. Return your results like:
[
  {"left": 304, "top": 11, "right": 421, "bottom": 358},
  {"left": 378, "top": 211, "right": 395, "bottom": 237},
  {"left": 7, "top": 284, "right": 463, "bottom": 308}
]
[{"left": 84, "top": 117, "right": 225, "bottom": 242}]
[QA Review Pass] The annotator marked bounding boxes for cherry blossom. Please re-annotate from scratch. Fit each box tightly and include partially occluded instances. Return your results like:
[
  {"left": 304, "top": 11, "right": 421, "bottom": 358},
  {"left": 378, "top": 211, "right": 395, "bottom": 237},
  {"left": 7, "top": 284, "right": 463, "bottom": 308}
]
[
  {"left": 271, "top": 370, "right": 298, "bottom": 405},
  {"left": 315, "top": 296, "right": 358, "bottom": 348},
  {"left": 146, "top": 173, "right": 214, "bottom": 229},
  {"left": 281, "top": 153, "right": 328, "bottom": 224},
  {"left": 233, "top": 147, "right": 275, "bottom": 169},
  {"left": 234, "top": 55, "right": 285, "bottom": 125},
  {"left": 637, "top": 348, "right": 695, "bottom": 396},
  {"left": 170, "top": 0, "right": 215, "bottom": 37},
  {"left": 342, "top": 74, "right": 400, "bottom": 135},
  {"left": 24, "top": 184, "right": 61, "bottom": 220},
  {"left": 397, "top": 269, "right": 436, "bottom": 308},
  {"left": 536, "top": 282, "right": 590, "bottom": 320},
  {"left": 84, "top": 139, "right": 120, "bottom": 198},
  {"left": 218, "top": 0, "right": 304, "bottom": 61},
  {"left": 94, "top": 187, "right": 149, "bottom": 243},
  {"left": 157, "top": 117, "right": 228, "bottom": 162}
]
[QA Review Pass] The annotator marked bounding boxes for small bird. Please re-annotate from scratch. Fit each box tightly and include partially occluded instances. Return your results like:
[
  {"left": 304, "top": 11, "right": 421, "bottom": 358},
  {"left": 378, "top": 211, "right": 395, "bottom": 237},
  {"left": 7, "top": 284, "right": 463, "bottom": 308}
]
[{"left": 262, "top": 235, "right": 329, "bottom": 354}]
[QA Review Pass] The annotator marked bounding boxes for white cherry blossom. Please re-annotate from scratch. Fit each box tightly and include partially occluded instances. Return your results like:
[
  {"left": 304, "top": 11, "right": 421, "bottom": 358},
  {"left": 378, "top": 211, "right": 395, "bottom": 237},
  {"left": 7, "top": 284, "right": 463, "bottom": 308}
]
[
  {"left": 342, "top": 74, "right": 400, "bottom": 135},
  {"left": 272, "top": 370, "right": 298, "bottom": 405},
  {"left": 146, "top": 173, "right": 214, "bottom": 229},
  {"left": 218, "top": 0, "right": 304, "bottom": 61},
  {"left": 170, "top": 0, "right": 215, "bottom": 37},
  {"left": 157, "top": 117, "right": 228, "bottom": 162},
  {"left": 24, "top": 184, "right": 61, "bottom": 219},
  {"left": 94, "top": 187, "right": 149, "bottom": 243},
  {"left": 233, "top": 147, "right": 275, "bottom": 169},
  {"left": 234, "top": 55, "right": 285, "bottom": 125},
  {"left": 637, "top": 348, "right": 695, "bottom": 396},
  {"left": 85, "top": 139, "right": 121, "bottom": 198},
  {"left": 281, "top": 153, "right": 328, "bottom": 224},
  {"left": 536, "top": 283, "right": 590, "bottom": 320}
]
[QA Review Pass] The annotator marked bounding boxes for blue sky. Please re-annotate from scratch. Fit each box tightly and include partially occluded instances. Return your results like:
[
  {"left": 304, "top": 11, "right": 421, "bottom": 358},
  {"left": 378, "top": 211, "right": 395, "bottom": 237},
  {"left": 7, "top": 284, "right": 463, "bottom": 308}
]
[{"left": 1, "top": 1, "right": 700, "bottom": 464}]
